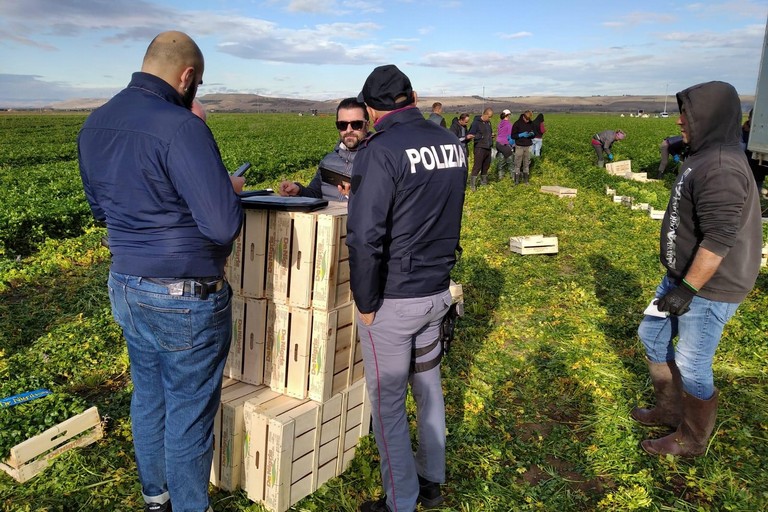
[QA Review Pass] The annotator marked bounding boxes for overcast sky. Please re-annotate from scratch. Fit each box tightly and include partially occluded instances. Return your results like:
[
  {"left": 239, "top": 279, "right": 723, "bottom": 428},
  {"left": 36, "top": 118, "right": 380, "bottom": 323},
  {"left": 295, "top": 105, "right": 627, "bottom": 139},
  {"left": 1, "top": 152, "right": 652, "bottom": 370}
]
[{"left": 1, "top": 0, "right": 766, "bottom": 108}]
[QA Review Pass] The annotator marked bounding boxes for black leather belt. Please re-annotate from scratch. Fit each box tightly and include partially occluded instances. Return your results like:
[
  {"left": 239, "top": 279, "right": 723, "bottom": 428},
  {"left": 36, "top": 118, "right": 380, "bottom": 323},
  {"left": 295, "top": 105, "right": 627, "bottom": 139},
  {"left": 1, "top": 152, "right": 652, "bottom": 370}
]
[{"left": 146, "top": 278, "right": 225, "bottom": 300}]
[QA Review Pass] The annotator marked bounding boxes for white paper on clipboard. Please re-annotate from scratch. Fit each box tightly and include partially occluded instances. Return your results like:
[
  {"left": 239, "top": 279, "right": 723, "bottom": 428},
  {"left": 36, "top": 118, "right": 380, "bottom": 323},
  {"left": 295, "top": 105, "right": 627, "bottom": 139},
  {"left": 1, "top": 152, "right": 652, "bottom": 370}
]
[{"left": 643, "top": 299, "right": 669, "bottom": 318}]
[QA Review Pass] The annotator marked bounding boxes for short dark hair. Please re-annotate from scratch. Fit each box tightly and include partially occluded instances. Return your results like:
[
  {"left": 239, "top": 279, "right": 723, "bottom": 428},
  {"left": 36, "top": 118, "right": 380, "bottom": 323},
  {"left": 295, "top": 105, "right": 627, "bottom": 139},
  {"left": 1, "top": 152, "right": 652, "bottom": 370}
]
[
  {"left": 459, "top": 113, "right": 470, "bottom": 121},
  {"left": 337, "top": 97, "right": 368, "bottom": 121}
]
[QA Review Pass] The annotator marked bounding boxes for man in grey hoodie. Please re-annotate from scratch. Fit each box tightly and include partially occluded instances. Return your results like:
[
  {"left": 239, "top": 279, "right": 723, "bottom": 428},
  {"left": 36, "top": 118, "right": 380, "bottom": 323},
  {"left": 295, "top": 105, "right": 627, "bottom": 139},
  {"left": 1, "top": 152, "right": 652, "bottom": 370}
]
[{"left": 631, "top": 81, "right": 762, "bottom": 457}]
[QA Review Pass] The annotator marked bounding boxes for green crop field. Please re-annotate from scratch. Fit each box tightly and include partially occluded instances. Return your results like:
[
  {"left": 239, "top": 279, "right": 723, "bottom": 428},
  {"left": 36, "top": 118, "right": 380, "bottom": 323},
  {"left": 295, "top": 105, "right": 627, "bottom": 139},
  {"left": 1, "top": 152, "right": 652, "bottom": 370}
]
[{"left": 1, "top": 111, "right": 767, "bottom": 511}]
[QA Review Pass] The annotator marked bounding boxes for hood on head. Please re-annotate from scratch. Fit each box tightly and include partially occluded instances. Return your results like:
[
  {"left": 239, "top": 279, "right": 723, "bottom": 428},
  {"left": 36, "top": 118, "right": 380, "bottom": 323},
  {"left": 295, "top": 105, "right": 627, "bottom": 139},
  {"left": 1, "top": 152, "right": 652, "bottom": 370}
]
[{"left": 676, "top": 81, "right": 741, "bottom": 154}]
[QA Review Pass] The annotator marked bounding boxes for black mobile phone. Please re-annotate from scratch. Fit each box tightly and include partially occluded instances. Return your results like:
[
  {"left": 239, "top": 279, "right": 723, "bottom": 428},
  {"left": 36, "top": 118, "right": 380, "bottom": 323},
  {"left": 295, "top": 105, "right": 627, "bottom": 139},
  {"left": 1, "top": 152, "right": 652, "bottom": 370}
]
[
  {"left": 320, "top": 167, "right": 350, "bottom": 187},
  {"left": 232, "top": 161, "right": 251, "bottom": 177}
]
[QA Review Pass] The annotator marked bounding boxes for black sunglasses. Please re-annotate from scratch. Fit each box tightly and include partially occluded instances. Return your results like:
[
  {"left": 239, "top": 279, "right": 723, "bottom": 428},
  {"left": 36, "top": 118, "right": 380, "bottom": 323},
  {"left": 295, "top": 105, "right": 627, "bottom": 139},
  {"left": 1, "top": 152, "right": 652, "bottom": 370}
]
[{"left": 336, "top": 120, "right": 366, "bottom": 131}]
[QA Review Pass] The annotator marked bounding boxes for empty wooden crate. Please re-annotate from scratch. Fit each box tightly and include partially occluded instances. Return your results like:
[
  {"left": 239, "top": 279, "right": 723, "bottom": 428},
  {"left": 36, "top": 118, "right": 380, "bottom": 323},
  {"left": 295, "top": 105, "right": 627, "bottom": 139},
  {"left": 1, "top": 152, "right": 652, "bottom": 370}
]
[{"left": 509, "top": 235, "right": 559, "bottom": 255}]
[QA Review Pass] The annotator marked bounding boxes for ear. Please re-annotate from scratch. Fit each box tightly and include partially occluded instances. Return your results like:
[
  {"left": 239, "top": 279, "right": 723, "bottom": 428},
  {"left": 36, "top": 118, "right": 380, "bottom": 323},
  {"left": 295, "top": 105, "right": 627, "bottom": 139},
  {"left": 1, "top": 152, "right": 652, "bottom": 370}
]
[
  {"left": 412, "top": 91, "right": 419, "bottom": 106},
  {"left": 180, "top": 66, "right": 196, "bottom": 91}
]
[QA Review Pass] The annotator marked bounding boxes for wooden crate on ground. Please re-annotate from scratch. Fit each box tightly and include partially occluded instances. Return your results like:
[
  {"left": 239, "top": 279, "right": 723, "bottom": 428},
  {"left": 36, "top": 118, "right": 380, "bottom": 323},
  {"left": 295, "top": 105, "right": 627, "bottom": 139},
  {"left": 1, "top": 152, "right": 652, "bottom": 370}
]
[
  {"left": 626, "top": 172, "right": 654, "bottom": 183},
  {"left": 265, "top": 203, "right": 351, "bottom": 310},
  {"left": 509, "top": 235, "right": 559, "bottom": 255},
  {"left": 243, "top": 395, "right": 317, "bottom": 511},
  {"left": 762, "top": 244, "right": 768, "bottom": 267},
  {"left": 605, "top": 186, "right": 616, "bottom": 196},
  {"left": 211, "top": 382, "right": 266, "bottom": 487},
  {"left": 605, "top": 160, "right": 632, "bottom": 176},
  {"left": 219, "top": 385, "right": 279, "bottom": 491},
  {"left": 1, "top": 406, "right": 103, "bottom": 483},
  {"left": 631, "top": 202, "right": 650, "bottom": 211},
  {"left": 338, "top": 378, "right": 371, "bottom": 474},
  {"left": 539, "top": 185, "right": 577, "bottom": 198},
  {"left": 649, "top": 208, "right": 665, "bottom": 220},
  {"left": 621, "top": 196, "right": 633, "bottom": 208},
  {"left": 314, "top": 393, "right": 344, "bottom": 489}
]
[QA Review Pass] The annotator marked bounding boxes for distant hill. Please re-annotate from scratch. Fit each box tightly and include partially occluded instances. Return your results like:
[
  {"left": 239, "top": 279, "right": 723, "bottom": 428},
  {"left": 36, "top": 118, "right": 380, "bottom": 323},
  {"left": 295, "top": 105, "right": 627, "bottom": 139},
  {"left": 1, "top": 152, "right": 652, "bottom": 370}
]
[{"left": 37, "top": 93, "right": 755, "bottom": 114}]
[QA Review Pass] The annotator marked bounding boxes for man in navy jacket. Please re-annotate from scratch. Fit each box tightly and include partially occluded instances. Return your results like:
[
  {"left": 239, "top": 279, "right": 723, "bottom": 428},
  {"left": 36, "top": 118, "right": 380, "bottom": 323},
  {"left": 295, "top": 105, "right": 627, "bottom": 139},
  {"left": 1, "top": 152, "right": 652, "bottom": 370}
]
[
  {"left": 348, "top": 64, "right": 466, "bottom": 512},
  {"left": 78, "top": 31, "right": 243, "bottom": 512}
]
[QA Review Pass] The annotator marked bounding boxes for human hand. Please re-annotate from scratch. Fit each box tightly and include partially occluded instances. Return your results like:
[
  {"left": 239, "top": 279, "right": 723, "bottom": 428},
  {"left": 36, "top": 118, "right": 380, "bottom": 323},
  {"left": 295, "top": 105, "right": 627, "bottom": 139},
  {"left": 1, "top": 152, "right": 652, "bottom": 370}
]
[
  {"left": 230, "top": 176, "right": 245, "bottom": 194},
  {"left": 359, "top": 311, "right": 375, "bottom": 326},
  {"left": 278, "top": 180, "right": 299, "bottom": 197},
  {"left": 466, "top": 134, "right": 475, "bottom": 140},
  {"left": 607, "top": 153, "right": 614, "bottom": 161},
  {"left": 673, "top": 154, "right": 680, "bottom": 163},
  {"left": 656, "top": 282, "right": 697, "bottom": 316},
  {"left": 337, "top": 181, "right": 351, "bottom": 197}
]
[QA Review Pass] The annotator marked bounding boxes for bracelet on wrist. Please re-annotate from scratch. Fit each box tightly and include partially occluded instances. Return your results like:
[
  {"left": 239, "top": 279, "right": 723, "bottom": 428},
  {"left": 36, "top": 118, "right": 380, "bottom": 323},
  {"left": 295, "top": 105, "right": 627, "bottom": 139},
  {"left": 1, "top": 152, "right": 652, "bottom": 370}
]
[{"left": 682, "top": 278, "right": 699, "bottom": 294}]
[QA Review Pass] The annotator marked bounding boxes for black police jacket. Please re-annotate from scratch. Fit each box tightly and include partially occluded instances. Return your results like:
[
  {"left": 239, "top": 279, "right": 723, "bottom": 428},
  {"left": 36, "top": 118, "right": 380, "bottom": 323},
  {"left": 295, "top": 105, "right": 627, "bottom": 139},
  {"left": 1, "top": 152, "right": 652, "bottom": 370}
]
[{"left": 347, "top": 106, "right": 467, "bottom": 313}]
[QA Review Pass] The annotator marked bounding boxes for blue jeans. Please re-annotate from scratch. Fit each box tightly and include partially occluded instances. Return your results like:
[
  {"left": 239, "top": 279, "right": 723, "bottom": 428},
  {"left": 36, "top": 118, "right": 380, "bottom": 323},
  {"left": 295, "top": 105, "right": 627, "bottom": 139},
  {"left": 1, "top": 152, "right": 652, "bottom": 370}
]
[
  {"left": 638, "top": 275, "right": 739, "bottom": 400},
  {"left": 108, "top": 272, "right": 232, "bottom": 512}
]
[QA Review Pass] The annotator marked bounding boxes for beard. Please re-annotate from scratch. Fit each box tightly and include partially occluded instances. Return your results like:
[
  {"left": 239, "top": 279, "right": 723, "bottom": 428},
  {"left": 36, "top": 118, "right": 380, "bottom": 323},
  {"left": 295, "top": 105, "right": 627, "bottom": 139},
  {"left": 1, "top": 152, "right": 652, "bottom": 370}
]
[{"left": 182, "top": 86, "right": 196, "bottom": 109}]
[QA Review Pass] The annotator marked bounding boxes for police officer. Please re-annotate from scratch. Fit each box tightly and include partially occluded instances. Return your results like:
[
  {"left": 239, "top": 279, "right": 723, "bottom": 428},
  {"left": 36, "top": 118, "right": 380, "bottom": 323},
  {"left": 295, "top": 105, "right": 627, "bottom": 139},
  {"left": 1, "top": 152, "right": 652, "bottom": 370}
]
[{"left": 347, "top": 64, "right": 466, "bottom": 512}]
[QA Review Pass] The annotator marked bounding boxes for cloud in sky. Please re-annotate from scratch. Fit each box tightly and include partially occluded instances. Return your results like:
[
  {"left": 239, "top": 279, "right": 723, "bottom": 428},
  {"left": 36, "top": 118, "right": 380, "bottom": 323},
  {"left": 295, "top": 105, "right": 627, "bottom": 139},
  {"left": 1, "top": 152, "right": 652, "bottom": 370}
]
[{"left": 0, "top": 0, "right": 765, "bottom": 107}]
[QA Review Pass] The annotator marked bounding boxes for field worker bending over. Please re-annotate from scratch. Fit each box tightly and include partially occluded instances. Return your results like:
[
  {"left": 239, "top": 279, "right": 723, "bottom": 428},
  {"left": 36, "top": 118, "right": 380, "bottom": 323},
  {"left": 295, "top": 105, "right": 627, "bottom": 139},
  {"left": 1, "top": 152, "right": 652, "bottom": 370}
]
[
  {"left": 78, "top": 31, "right": 243, "bottom": 512},
  {"left": 657, "top": 135, "right": 687, "bottom": 178},
  {"left": 278, "top": 97, "right": 371, "bottom": 201},
  {"left": 348, "top": 64, "right": 466, "bottom": 512},
  {"left": 591, "top": 129, "right": 625, "bottom": 167},
  {"left": 632, "top": 81, "right": 761, "bottom": 458}
]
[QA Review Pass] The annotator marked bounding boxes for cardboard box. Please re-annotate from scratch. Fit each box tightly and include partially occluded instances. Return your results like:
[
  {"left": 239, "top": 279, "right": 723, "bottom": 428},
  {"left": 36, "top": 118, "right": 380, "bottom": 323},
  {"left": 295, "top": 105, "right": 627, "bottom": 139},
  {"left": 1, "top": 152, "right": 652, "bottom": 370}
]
[
  {"left": 539, "top": 185, "right": 577, "bottom": 198},
  {"left": 0, "top": 407, "right": 103, "bottom": 483},
  {"left": 509, "top": 235, "right": 559, "bottom": 255}
]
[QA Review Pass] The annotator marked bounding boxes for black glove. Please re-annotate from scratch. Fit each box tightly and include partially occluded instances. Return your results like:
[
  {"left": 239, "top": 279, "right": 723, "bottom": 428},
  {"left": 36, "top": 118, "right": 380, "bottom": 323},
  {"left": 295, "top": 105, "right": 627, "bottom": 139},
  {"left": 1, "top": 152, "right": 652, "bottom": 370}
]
[{"left": 657, "top": 280, "right": 697, "bottom": 316}]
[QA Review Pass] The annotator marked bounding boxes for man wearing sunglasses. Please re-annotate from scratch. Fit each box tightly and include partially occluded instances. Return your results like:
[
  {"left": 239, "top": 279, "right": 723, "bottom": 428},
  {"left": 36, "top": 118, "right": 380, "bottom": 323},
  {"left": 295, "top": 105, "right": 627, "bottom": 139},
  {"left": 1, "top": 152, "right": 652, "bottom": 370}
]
[{"left": 278, "top": 97, "right": 370, "bottom": 201}]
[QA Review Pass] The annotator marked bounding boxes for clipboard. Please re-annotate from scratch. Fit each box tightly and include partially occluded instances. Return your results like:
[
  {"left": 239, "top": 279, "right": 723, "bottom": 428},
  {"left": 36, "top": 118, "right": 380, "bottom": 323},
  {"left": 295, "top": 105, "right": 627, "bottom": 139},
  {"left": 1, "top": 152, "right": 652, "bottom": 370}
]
[{"left": 240, "top": 195, "right": 328, "bottom": 212}]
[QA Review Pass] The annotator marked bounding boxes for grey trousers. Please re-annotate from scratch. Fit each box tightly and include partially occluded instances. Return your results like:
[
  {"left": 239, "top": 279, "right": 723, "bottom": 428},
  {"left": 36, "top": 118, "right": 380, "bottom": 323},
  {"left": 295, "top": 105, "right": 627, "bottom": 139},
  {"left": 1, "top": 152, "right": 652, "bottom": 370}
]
[
  {"left": 357, "top": 289, "right": 452, "bottom": 512},
  {"left": 514, "top": 145, "right": 532, "bottom": 176}
]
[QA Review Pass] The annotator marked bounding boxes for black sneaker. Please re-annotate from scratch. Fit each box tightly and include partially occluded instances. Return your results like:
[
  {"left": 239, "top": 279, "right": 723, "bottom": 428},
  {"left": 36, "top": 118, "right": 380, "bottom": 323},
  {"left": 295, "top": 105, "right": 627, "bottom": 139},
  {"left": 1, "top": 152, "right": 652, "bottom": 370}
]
[
  {"left": 359, "top": 496, "right": 392, "bottom": 512},
  {"left": 418, "top": 475, "right": 444, "bottom": 508},
  {"left": 145, "top": 502, "right": 171, "bottom": 512}
]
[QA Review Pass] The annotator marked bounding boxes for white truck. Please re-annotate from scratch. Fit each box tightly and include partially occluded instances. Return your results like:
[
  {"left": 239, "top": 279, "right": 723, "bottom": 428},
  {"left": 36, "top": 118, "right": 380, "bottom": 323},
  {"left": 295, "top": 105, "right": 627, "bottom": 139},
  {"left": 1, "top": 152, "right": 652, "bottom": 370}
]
[{"left": 748, "top": 17, "right": 768, "bottom": 166}]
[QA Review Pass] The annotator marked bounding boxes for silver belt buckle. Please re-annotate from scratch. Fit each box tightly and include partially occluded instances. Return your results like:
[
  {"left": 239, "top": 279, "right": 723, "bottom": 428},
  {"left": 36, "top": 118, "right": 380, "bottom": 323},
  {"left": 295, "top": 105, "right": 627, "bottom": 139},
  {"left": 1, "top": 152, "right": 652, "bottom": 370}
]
[{"left": 167, "top": 281, "right": 185, "bottom": 296}]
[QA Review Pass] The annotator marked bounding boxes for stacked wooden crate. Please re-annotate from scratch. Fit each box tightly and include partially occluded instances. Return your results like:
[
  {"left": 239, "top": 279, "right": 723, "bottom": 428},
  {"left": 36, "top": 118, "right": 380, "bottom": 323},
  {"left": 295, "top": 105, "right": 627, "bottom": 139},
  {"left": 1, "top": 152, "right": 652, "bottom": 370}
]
[{"left": 213, "top": 202, "right": 370, "bottom": 511}]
